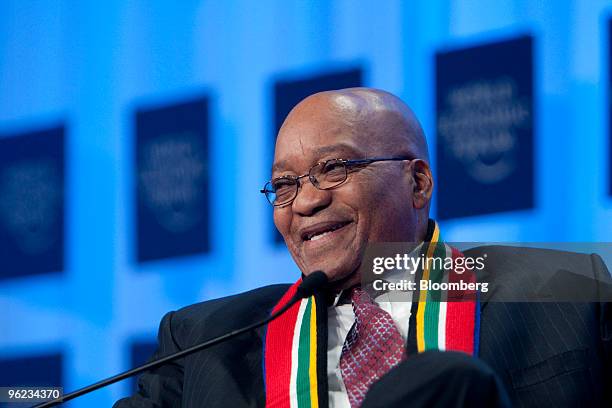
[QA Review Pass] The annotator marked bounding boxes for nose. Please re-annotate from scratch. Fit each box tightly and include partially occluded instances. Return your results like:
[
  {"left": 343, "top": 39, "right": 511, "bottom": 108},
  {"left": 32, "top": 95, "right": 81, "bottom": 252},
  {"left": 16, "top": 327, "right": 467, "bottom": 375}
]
[{"left": 292, "top": 177, "right": 331, "bottom": 216}]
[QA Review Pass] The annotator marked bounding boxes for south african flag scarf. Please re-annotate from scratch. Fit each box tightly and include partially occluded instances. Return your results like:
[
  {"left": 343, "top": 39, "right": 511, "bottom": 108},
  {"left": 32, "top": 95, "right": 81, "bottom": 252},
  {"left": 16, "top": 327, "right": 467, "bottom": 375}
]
[{"left": 264, "top": 220, "right": 480, "bottom": 408}]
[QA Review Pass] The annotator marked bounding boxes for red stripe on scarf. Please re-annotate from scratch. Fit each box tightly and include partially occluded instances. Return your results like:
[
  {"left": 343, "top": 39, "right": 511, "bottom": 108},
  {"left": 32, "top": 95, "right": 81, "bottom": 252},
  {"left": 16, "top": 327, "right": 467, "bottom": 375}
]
[
  {"left": 445, "top": 246, "right": 476, "bottom": 354},
  {"left": 265, "top": 280, "right": 302, "bottom": 408}
]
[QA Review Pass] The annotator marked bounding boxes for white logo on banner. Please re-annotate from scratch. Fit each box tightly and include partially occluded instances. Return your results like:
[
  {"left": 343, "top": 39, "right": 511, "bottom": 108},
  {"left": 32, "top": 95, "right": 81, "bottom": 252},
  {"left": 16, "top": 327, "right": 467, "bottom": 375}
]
[
  {"left": 0, "top": 159, "right": 62, "bottom": 255},
  {"left": 437, "top": 77, "right": 530, "bottom": 184},
  {"left": 138, "top": 132, "right": 207, "bottom": 233}
]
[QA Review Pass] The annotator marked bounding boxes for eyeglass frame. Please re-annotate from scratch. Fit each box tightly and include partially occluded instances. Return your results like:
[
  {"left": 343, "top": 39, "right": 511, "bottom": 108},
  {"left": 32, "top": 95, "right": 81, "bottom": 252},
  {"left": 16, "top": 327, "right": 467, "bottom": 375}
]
[{"left": 260, "top": 156, "right": 413, "bottom": 207}]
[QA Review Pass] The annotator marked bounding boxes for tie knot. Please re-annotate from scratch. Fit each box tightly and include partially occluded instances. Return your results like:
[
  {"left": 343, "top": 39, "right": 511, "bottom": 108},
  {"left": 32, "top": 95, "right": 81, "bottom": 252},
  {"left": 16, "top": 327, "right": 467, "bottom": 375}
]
[
  {"left": 350, "top": 286, "right": 374, "bottom": 306},
  {"left": 350, "top": 287, "right": 381, "bottom": 321}
]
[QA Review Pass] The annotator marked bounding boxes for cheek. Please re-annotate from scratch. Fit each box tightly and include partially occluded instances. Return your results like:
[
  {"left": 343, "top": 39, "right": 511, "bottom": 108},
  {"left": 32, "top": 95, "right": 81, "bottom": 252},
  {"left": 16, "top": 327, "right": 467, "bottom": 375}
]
[
  {"left": 273, "top": 209, "right": 291, "bottom": 237},
  {"left": 353, "top": 183, "right": 413, "bottom": 240},
  {"left": 343, "top": 176, "right": 389, "bottom": 214}
]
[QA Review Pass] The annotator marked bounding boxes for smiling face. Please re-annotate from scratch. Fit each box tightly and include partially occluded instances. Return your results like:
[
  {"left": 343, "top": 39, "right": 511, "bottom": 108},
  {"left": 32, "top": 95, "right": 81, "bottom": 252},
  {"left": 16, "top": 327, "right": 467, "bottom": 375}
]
[{"left": 271, "top": 89, "right": 432, "bottom": 288}]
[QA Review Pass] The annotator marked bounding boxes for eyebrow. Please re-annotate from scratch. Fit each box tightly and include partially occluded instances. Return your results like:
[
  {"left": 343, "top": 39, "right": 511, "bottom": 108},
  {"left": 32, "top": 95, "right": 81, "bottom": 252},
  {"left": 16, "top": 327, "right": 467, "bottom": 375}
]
[{"left": 272, "top": 142, "right": 363, "bottom": 174}]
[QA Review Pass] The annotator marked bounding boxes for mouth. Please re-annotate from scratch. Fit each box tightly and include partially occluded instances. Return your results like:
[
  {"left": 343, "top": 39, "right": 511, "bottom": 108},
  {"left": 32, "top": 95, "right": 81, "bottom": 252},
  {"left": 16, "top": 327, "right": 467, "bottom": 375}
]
[{"left": 300, "top": 221, "right": 353, "bottom": 242}]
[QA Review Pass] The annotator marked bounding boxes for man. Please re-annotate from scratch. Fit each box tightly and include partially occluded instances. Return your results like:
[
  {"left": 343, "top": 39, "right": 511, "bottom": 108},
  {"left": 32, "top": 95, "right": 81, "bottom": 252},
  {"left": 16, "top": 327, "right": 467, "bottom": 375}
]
[{"left": 115, "top": 88, "right": 611, "bottom": 407}]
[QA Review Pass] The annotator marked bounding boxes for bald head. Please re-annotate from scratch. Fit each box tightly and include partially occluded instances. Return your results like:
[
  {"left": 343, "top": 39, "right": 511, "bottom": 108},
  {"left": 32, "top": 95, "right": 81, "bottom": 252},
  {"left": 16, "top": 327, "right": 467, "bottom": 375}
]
[{"left": 278, "top": 87, "right": 429, "bottom": 163}]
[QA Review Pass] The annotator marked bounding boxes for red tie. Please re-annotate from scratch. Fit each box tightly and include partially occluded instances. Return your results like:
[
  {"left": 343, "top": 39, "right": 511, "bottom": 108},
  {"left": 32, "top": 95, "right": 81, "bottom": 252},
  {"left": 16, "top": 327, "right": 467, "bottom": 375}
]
[{"left": 339, "top": 287, "right": 407, "bottom": 408}]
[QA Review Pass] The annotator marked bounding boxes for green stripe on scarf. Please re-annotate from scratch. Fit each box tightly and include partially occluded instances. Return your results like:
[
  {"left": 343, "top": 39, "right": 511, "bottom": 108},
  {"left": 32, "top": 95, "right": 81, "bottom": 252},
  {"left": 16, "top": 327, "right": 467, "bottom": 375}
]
[{"left": 296, "top": 298, "right": 313, "bottom": 408}]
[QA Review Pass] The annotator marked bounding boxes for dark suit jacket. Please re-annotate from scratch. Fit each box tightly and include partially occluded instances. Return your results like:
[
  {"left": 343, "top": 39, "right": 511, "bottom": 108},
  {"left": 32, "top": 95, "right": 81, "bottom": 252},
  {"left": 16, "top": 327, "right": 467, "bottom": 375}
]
[{"left": 115, "top": 246, "right": 612, "bottom": 407}]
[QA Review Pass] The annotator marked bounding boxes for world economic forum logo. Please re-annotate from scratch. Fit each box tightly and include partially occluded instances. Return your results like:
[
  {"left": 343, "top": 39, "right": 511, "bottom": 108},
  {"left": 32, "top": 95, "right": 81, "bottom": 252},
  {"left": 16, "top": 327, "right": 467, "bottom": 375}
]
[
  {"left": 138, "top": 132, "right": 208, "bottom": 234},
  {"left": 0, "top": 158, "right": 62, "bottom": 255},
  {"left": 437, "top": 77, "right": 531, "bottom": 184}
]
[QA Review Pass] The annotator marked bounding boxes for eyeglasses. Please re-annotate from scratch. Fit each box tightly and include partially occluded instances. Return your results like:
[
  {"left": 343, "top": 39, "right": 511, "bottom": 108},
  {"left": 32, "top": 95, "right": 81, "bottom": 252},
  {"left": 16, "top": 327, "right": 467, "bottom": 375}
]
[{"left": 261, "top": 156, "right": 412, "bottom": 206}]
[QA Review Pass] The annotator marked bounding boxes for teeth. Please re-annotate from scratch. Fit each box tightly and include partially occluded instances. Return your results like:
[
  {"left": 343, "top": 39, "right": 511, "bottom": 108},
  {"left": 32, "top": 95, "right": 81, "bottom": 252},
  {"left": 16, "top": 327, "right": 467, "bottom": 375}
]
[
  {"left": 310, "top": 230, "right": 333, "bottom": 241},
  {"left": 307, "top": 223, "right": 346, "bottom": 241}
]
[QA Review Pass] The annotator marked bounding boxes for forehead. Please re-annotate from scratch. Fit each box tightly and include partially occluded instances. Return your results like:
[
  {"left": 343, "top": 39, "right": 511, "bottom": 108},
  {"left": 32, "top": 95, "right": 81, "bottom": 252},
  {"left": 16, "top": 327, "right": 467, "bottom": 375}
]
[{"left": 272, "top": 101, "right": 376, "bottom": 173}]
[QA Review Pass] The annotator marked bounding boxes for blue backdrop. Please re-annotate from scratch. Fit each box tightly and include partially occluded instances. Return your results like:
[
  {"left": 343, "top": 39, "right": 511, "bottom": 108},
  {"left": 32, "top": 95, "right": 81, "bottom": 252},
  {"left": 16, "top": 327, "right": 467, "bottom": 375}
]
[{"left": 1, "top": 1, "right": 611, "bottom": 406}]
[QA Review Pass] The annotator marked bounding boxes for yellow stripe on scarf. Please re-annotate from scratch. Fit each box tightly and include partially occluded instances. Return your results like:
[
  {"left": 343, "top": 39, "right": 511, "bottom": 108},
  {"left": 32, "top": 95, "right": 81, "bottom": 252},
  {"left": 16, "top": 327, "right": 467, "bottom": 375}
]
[
  {"left": 416, "top": 225, "right": 440, "bottom": 352},
  {"left": 308, "top": 297, "right": 319, "bottom": 408}
]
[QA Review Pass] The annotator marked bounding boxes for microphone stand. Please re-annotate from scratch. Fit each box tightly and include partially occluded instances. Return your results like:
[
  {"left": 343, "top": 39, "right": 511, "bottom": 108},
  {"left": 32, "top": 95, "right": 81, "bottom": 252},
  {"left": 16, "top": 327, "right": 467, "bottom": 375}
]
[{"left": 33, "top": 271, "right": 328, "bottom": 408}]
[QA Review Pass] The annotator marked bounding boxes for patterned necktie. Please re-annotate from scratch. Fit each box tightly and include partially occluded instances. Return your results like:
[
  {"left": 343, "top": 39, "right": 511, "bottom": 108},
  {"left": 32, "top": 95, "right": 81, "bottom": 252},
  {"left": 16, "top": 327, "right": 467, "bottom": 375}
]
[{"left": 339, "top": 287, "right": 407, "bottom": 408}]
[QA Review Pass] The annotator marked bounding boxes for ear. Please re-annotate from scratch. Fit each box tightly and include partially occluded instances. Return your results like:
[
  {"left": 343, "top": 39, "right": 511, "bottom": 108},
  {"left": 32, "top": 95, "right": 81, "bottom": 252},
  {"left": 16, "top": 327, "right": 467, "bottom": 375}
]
[{"left": 410, "top": 159, "right": 433, "bottom": 210}]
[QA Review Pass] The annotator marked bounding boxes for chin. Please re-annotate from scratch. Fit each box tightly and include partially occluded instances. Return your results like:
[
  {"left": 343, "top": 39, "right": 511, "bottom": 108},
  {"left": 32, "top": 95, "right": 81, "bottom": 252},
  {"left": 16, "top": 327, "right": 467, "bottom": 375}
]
[
  {"left": 319, "top": 265, "right": 360, "bottom": 288},
  {"left": 297, "top": 250, "right": 361, "bottom": 286}
]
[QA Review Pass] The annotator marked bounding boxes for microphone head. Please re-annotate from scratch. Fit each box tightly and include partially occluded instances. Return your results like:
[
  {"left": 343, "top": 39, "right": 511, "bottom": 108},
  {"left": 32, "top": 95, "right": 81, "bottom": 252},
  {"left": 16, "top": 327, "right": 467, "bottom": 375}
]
[{"left": 296, "top": 271, "right": 328, "bottom": 298}]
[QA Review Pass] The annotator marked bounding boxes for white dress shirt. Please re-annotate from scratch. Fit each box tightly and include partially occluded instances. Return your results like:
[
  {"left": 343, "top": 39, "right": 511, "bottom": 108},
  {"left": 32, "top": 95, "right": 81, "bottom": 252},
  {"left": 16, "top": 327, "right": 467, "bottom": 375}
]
[{"left": 326, "top": 267, "right": 416, "bottom": 408}]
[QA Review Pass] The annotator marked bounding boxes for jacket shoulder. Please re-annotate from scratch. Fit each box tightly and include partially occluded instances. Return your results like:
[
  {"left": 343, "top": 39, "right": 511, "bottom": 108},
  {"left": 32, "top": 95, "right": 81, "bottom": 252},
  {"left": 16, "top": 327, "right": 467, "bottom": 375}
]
[
  {"left": 168, "top": 284, "right": 291, "bottom": 348},
  {"left": 463, "top": 245, "right": 611, "bottom": 301},
  {"left": 463, "top": 244, "right": 607, "bottom": 277}
]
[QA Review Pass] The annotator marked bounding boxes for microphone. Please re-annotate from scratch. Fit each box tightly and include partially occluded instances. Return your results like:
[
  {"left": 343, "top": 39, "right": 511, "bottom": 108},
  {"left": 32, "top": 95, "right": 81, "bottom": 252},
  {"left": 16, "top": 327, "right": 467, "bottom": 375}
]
[
  {"left": 296, "top": 270, "right": 328, "bottom": 299},
  {"left": 34, "top": 271, "right": 328, "bottom": 408}
]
